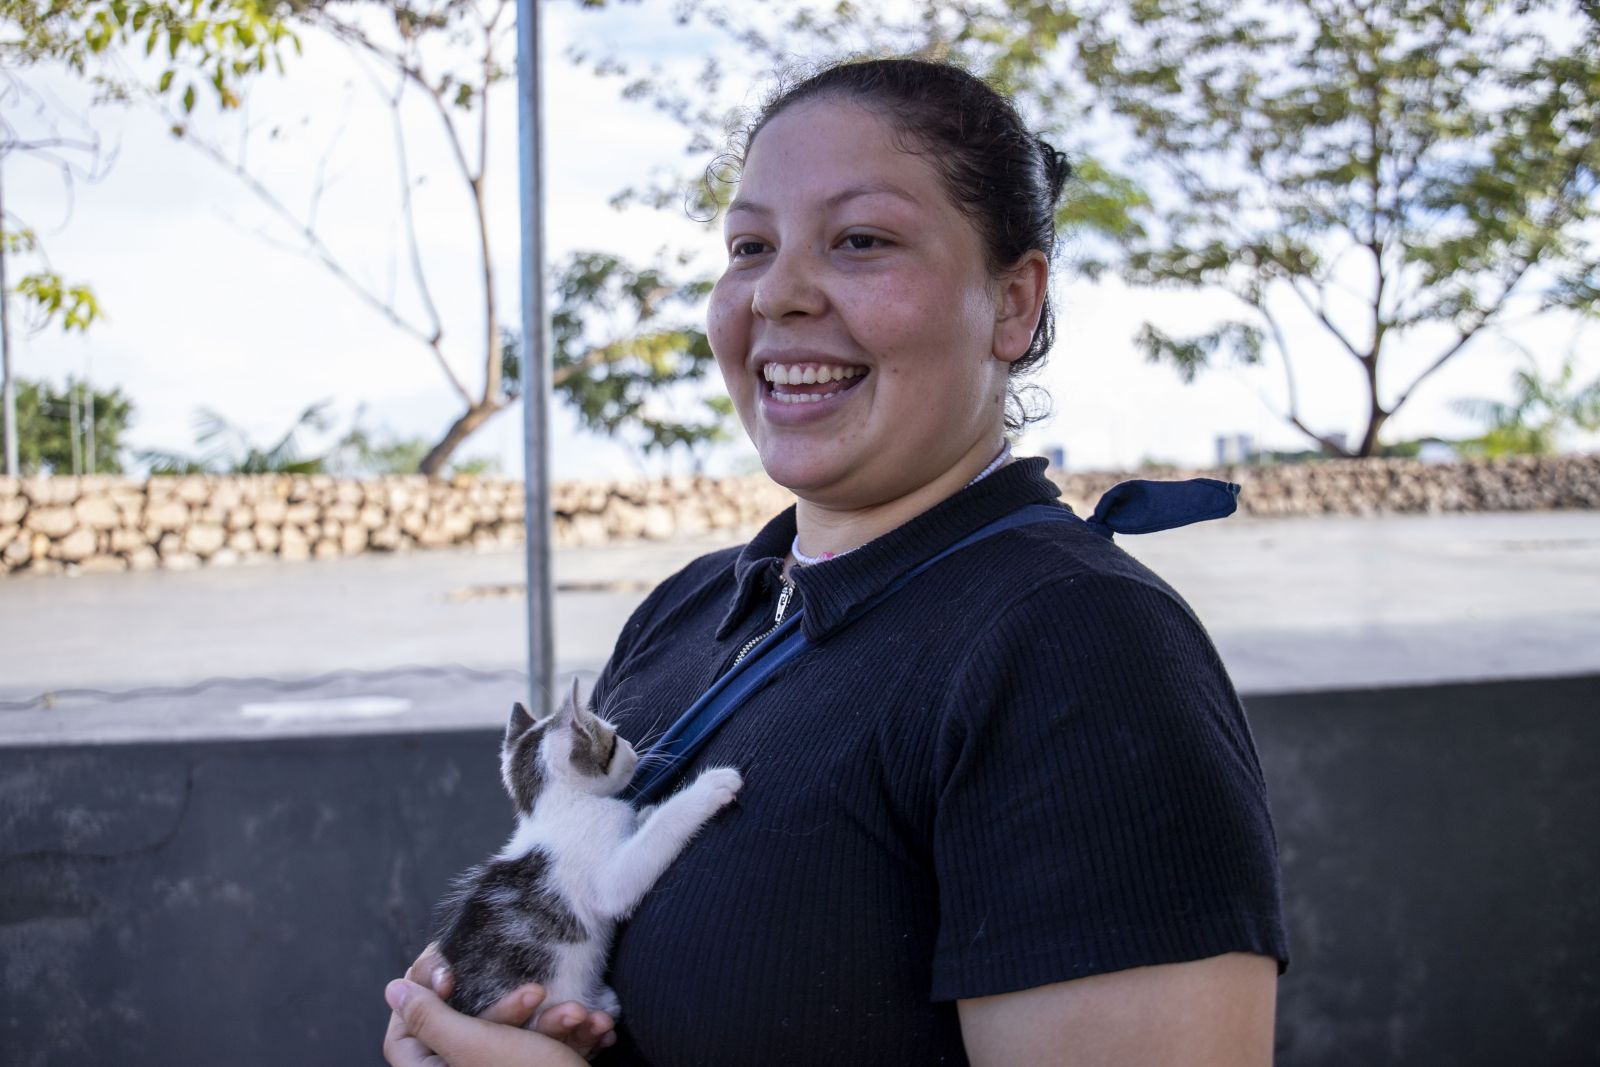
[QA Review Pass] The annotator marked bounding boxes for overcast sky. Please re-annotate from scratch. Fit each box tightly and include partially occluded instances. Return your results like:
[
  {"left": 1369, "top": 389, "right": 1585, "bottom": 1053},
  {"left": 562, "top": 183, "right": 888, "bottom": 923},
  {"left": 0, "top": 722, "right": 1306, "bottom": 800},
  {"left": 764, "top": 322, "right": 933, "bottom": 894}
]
[{"left": 4, "top": 0, "right": 1593, "bottom": 480}]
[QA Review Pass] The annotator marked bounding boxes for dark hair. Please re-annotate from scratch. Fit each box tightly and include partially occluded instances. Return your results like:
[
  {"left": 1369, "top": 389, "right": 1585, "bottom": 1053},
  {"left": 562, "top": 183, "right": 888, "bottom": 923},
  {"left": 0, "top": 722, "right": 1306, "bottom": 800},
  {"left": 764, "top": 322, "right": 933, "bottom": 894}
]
[{"left": 728, "top": 57, "right": 1071, "bottom": 432}]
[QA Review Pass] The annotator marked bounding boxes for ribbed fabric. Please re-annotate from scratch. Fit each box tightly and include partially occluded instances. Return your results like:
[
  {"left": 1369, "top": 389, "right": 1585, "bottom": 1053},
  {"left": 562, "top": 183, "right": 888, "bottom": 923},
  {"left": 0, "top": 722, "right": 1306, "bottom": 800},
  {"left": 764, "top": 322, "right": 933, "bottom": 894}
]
[{"left": 590, "top": 458, "right": 1288, "bottom": 1067}]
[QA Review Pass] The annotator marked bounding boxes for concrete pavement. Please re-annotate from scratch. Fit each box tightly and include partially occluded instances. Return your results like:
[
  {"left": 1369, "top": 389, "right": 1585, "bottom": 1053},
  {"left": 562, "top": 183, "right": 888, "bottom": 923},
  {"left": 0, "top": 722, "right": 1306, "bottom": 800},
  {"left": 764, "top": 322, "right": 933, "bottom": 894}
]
[{"left": 3, "top": 510, "right": 1598, "bottom": 743}]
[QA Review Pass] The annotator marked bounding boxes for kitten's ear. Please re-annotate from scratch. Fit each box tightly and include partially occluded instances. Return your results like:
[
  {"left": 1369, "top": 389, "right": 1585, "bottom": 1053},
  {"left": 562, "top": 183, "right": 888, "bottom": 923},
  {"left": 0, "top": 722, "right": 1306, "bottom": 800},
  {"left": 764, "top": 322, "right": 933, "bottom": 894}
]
[
  {"left": 505, "top": 702, "right": 536, "bottom": 744},
  {"left": 557, "top": 679, "right": 582, "bottom": 730}
]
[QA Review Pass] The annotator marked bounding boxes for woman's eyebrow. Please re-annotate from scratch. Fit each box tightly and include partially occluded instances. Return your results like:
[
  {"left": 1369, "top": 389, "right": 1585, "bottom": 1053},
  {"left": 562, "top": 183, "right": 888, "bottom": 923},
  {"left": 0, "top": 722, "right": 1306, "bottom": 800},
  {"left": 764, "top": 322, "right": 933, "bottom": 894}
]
[{"left": 727, "top": 182, "right": 921, "bottom": 220}]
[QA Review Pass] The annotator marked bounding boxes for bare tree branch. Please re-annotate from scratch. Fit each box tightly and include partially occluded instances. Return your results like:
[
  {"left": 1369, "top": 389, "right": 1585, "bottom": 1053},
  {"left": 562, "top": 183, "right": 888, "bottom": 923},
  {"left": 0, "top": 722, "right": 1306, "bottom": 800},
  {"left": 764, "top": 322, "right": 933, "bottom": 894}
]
[
  {"left": 1285, "top": 275, "right": 1370, "bottom": 364},
  {"left": 165, "top": 101, "right": 472, "bottom": 404},
  {"left": 372, "top": 62, "right": 446, "bottom": 352}
]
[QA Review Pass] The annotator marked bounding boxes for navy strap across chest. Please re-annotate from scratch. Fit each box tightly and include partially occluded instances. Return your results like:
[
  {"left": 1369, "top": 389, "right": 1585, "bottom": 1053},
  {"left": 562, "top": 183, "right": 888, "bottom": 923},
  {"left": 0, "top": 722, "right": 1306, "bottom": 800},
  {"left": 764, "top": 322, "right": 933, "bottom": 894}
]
[{"left": 623, "top": 477, "right": 1239, "bottom": 805}]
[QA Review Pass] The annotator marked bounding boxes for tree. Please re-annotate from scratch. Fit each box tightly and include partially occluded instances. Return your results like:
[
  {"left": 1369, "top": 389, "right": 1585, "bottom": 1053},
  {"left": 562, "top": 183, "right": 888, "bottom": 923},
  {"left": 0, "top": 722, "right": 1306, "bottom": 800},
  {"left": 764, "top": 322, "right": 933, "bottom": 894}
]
[
  {"left": 148, "top": 0, "right": 672, "bottom": 476},
  {"left": 2, "top": 0, "right": 297, "bottom": 321},
  {"left": 576, "top": 0, "right": 1143, "bottom": 241},
  {"left": 1070, "top": 0, "right": 1600, "bottom": 457},
  {"left": 544, "top": 0, "right": 1149, "bottom": 467},
  {"left": 1, "top": 0, "right": 295, "bottom": 473},
  {"left": 1, "top": 375, "right": 133, "bottom": 474},
  {"left": 1452, "top": 349, "right": 1600, "bottom": 456},
  {"left": 549, "top": 249, "right": 731, "bottom": 469},
  {"left": 139, "top": 398, "right": 335, "bottom": 474},
  {"left": 328, "top": 403, "right": 503, "bottom": 476}
]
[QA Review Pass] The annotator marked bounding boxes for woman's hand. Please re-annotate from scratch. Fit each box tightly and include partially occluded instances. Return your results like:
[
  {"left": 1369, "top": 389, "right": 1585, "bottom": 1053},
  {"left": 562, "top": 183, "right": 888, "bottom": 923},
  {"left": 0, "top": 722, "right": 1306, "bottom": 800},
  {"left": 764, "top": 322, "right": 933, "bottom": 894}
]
[{"left": 383, "top": 944, "right": 618, "bottom": 1066}]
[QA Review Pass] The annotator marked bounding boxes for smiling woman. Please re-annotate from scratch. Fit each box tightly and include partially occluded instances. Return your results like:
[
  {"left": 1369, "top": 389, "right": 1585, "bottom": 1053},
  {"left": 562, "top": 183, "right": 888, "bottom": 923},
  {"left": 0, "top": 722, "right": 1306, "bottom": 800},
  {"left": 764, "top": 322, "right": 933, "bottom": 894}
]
[
  {"left": 710, "top": 100, "right": 1024, "bottom": 528},
  {"left": 385, "top": 57, "right": 1286, "bottom": 1067}
]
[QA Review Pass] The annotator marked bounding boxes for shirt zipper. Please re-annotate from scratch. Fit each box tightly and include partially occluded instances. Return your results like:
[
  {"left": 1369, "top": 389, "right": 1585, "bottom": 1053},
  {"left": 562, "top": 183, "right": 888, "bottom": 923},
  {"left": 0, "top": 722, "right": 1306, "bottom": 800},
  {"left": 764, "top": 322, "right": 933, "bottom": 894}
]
[{"left": 731, "top": 579, "right": 794, "bottom": 667}]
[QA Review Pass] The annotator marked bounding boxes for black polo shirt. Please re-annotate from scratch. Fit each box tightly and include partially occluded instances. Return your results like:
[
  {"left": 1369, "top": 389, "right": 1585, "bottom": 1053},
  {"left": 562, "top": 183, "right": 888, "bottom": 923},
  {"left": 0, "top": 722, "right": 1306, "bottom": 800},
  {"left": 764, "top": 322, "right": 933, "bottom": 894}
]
[{"left": 591, "top": 458, "right": 1287, "bottom": 1066}]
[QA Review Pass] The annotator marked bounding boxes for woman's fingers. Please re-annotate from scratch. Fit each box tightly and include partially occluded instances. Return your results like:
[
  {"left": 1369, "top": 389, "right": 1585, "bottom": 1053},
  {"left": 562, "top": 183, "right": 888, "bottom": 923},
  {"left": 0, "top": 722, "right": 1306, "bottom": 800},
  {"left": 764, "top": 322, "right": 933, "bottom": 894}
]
[
  {"left": 383, "top": 1000, "right": 445, "bottom": 1067},
  {"left": 579, "top": 1014, "right": 620, "bottom": 1056},
  {"left": 480, "top": 983, "right": 547, "bottom": 1026},
  {"left": 383, "top": 980, "right": 587, "bottom": 1066},
  {"left": 405, "top": 942, "right": 455, "bottom": 1000},
  {"left": 535, "top": 1002, "right": 618, "bottom": 1057}
]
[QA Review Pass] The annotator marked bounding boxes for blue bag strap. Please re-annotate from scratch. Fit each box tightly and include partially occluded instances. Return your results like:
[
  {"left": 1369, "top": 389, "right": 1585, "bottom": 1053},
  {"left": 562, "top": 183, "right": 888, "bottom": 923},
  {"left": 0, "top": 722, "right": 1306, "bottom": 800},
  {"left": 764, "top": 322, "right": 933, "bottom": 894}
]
[
  {"left": 623, "top": 504, "right": 1063, "bottom": 804},
  {"left": 624, "top": 478, "right": 1235, "bottom": 804},
  {"left": 624, "top": 618, "right": 807, "bottom": 804}
]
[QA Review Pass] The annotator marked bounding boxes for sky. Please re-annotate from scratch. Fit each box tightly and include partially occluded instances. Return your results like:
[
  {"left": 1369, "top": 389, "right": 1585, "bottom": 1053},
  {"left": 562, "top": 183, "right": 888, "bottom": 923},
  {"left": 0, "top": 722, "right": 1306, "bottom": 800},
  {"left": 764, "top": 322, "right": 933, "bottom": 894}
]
[{"left": 3, "top": 0, "right": 1594, "bottom": 481}]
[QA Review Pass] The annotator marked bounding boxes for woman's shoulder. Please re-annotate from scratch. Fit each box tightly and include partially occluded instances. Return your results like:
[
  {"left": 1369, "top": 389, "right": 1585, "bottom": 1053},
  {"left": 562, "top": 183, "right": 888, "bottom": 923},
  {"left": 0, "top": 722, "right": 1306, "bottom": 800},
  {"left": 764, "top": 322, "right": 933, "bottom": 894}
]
[
  {"left": 957, "top": 510, "right": 1206, "bottom": 634},
  {"left": 927, "top": 512, "right": 1242, "bottom": 742}
]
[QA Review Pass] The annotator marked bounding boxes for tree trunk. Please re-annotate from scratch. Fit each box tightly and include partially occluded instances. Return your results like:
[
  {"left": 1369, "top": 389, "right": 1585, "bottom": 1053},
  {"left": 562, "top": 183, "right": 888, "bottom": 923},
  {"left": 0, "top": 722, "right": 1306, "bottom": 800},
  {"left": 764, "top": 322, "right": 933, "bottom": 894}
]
[
  {"left": 418, "top": 399, "right": 508, "bottom": 477},
  {"left": 1357, "top": 355, "right": 1387, "bottom": 457},
  {"left": 1358, "top": 404, "right": 1389, "bottom": 457}
]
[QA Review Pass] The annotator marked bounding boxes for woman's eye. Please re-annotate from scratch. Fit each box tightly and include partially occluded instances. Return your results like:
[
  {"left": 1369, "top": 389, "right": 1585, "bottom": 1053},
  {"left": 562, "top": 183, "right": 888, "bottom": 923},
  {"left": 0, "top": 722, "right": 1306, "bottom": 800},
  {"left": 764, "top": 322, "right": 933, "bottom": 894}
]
[
  {"left": 730, "top": 239, "right": 769, "bottom": 258},
  {"left": 842, "top": 233, "right": 886, "bottom": 251}
]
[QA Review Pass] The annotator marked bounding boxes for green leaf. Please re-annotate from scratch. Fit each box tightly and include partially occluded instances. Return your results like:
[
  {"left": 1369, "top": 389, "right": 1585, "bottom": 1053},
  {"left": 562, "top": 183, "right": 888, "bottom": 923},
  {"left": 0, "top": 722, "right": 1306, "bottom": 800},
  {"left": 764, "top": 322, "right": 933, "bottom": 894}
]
[{"left": 1074, "top": 0, "right": 1598, "bottom": 455}]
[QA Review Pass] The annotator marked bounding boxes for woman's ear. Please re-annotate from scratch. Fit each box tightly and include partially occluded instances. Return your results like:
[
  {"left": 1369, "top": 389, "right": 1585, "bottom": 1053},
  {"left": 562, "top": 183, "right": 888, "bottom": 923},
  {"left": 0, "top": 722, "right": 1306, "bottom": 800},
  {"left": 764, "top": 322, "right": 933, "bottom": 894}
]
[{"left": 992, "top": 250, "right": 1050, "bottom": 365}]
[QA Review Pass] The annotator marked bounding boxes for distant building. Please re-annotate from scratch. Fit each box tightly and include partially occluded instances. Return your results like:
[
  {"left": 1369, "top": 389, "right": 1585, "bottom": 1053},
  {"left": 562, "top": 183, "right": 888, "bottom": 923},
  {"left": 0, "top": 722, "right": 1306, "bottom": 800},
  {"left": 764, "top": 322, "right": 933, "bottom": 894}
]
[
  {"left": 1417, "top": 441, "right": 1459, "bottom": 464},
  {"left": 1042, "top": 444, "right": 1067, "bottom": 470},
  {"left": 1215, "top": 434, "right": 1256, "bottom": 466}
]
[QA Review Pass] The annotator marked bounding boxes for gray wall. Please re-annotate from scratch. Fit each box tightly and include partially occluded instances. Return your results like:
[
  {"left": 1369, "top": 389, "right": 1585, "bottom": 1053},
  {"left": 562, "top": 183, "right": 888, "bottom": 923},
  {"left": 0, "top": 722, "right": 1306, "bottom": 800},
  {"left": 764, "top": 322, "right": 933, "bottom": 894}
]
[
  {"left": 3, "top": 675, "right": 1597, "bottom": 1066},
  {"left": 1250, "top": 675, "right": 1600, "bottom": 1065}
]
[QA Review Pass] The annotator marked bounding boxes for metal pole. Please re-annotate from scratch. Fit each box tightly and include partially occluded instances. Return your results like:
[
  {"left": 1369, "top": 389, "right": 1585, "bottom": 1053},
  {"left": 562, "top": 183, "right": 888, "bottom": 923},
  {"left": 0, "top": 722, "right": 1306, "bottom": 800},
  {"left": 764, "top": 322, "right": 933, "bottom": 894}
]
[
  {"left": 1, "top": 155, "right": 18, "bottom": 477},
  {"left": 85, "top": 379, "right": 95, "bottom": 475},
  {"left": 69, "top": 378, "right": 80, "bottom": 475},
  {"left": 516, "top": 0, "right": 555, "bottom": 712}
]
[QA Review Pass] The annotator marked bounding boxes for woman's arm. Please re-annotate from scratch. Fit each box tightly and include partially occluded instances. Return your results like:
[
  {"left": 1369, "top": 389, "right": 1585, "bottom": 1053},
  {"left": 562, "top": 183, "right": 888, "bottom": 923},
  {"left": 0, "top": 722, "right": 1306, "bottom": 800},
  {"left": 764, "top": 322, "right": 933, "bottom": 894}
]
[{"left": 957, "top": 952, "right": 1277, "bottom": 1067}]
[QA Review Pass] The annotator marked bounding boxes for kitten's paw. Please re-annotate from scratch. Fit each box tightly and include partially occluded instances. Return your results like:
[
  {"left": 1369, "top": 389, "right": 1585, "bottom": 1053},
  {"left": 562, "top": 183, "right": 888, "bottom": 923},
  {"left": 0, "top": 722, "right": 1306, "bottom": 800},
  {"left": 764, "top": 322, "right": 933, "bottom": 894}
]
[
  {"left": 694, "top": 766, "right": 743, "bottom": 808},
  {"left": 592, "top": 984, "right": 622, "bottom": 1019}
]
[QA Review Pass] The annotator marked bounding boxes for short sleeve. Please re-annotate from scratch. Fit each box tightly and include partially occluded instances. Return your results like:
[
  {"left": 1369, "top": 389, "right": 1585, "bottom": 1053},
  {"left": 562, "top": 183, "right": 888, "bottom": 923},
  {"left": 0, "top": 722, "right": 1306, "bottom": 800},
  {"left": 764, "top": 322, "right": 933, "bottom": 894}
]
[{"left": 930, "top": 574, "right": 1288, "bottom": 1001}]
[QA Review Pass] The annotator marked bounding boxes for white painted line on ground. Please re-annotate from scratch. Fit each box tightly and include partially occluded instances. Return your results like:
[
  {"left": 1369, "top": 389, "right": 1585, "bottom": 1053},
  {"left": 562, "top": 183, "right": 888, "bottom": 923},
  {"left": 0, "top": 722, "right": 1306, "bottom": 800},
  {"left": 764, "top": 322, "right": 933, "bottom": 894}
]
[{"left": 239, "top": 696, "right": 413, "bottom": 722}]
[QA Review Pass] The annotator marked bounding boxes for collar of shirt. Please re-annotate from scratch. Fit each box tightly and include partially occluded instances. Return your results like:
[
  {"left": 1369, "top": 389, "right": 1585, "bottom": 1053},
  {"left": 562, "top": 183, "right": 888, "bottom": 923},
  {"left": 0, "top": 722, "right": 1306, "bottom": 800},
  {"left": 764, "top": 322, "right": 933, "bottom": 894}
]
[{"left": 714, "top": 457, "right": 1067, "bottom": 643}]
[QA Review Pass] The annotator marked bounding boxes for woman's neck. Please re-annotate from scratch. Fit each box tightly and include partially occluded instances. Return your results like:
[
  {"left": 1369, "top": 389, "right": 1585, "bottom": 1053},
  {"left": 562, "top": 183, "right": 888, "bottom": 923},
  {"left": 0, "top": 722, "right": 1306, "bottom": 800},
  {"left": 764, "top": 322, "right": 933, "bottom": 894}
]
[{"left": 788, "top": 437, "right": 1010, "bottom": 572}]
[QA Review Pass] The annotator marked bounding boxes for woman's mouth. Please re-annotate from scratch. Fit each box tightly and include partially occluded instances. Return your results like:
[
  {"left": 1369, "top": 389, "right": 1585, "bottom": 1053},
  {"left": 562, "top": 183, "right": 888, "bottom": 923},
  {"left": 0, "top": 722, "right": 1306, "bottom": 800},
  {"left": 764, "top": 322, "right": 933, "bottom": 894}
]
[{"left": 761, "top": 362, "right": 869, "bottom": 405}]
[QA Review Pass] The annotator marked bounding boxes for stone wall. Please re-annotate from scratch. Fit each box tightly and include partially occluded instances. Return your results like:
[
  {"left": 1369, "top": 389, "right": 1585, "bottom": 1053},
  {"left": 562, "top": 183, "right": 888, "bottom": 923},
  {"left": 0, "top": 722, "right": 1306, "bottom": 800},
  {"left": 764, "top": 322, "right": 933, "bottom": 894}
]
[
  {"left": 0, "top": 472, "right": 793, "bottom": 576},
  {"left": 1053, "top": 452, "right": 1600, "bottom": 518},
  {"left": 1, "top": 453, "right": 1596, "bottom": 576}
]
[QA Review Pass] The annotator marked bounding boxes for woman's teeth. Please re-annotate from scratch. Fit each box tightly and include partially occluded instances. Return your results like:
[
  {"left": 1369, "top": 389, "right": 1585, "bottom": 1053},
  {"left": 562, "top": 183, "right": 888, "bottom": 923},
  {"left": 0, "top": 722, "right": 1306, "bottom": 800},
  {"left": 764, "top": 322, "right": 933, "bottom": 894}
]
[
  {"left": 762, "top": 363, "right": 867, "bottom": 405},
  {"left": 762, "top": 363, "right": 865, "bottom": 386}
]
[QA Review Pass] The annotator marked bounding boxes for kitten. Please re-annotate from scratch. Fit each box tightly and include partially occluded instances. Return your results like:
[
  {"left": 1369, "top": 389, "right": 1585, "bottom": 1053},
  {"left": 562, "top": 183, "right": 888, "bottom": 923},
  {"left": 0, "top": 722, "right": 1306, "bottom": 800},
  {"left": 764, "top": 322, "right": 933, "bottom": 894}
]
[{"left": 432, "top": 679, "right": 742, "bottom": 1026}]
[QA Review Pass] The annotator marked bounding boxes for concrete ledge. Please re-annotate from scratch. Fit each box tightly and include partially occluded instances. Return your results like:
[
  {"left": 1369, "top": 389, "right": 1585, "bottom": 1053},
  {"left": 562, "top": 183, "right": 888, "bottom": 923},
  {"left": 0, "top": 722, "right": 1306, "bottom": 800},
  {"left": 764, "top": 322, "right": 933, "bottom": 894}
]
[{"left": 3, "top": 673, "right": 1597, "bottom": 1065}]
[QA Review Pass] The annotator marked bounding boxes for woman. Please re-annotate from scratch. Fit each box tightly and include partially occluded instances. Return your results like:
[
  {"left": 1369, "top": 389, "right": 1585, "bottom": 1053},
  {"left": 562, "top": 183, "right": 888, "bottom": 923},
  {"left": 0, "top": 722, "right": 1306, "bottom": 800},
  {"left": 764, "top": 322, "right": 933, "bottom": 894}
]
[{"left": 385, "top": 57, "right": 1288, "bottom": 1066}]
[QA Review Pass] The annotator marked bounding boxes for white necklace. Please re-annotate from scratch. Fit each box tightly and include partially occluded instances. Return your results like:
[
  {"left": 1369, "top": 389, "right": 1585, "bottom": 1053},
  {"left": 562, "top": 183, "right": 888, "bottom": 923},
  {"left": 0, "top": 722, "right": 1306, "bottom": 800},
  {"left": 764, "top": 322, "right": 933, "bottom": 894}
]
[{"left": 789, "top": 442, "right": 1013, "bottom": 567}]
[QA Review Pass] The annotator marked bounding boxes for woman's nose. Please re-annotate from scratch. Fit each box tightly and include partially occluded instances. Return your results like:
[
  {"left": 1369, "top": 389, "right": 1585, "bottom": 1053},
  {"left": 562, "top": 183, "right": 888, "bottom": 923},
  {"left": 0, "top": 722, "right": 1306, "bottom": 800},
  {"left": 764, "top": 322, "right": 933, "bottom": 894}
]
[{"left": 751, "top": 246, "right": 827, "bottom": 320}]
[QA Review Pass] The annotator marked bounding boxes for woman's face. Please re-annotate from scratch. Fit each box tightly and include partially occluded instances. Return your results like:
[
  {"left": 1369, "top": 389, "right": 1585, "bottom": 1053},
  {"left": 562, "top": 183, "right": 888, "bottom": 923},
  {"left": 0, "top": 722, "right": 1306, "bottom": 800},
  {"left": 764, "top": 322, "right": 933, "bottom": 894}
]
[{"left": 708, "top": 98, "right": 1022, "bottom": 507}]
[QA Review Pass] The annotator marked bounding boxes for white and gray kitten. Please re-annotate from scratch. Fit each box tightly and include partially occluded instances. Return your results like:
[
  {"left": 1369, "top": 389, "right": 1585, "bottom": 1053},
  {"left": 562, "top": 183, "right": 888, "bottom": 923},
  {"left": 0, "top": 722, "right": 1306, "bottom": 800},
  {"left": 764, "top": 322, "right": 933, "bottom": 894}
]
[{"left": 433, "top": 680, "right": 741, "bottom": 1026}]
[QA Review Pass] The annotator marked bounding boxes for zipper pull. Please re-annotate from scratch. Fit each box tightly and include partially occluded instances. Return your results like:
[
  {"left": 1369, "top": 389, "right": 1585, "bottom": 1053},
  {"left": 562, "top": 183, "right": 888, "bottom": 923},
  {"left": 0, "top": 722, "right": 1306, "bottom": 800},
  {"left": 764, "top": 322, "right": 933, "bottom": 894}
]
[{"left": 774, "top": 580, "right": 794, "bottom": 624}]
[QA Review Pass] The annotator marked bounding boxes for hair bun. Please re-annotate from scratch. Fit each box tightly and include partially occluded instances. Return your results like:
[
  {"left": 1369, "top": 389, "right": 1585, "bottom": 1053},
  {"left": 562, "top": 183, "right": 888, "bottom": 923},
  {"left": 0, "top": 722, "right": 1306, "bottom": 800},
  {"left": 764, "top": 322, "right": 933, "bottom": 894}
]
[{"left": 1037, "top": 137, "right": 1072, "bottom": 202}]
